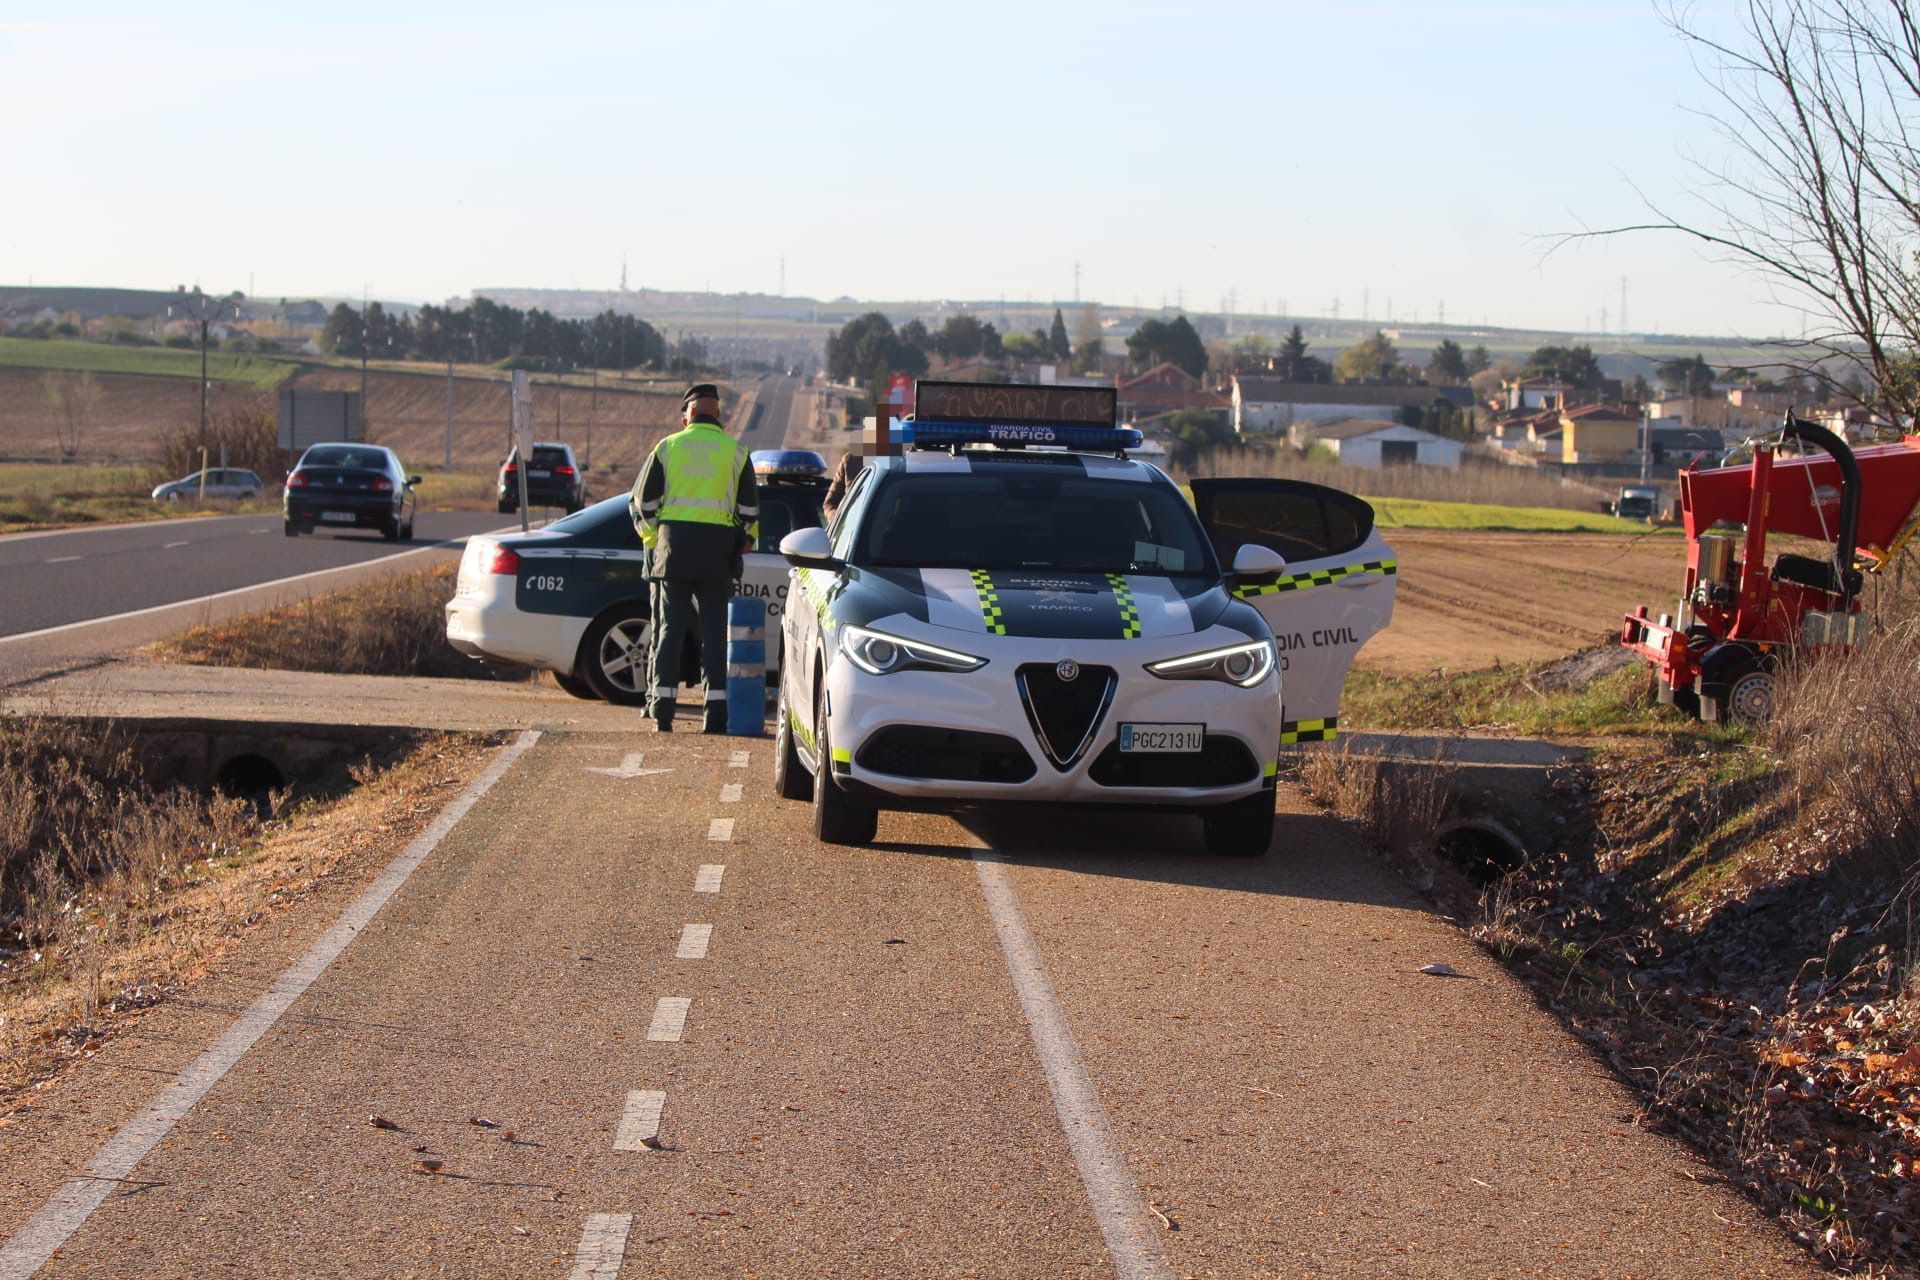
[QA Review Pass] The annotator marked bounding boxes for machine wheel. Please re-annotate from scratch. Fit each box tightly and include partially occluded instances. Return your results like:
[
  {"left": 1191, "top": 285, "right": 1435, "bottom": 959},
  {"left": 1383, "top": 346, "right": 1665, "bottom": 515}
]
[
  {"left": 812, "top": 689, "right": 876, "bottom": 845},
  {"left": 579, "top": 605, "right": 652, "bottom": 707},
  {"left": 772, "top": 677, "right": 812, "bottom": 801},
  {"left": 1202, "top": 789, "right": 1276, "bottom": 857},
  {"left": 1723, "top": 662, "right": 1778, "bottom": 727},
  {"left": 550, "top": 669, "right": 599, "bottom": 701},
  {"left": 399, "top": 514, "right": 415, "bottom": 542},
  {"left": 283, "top": 520, "right": 298, "bottom": 537}
]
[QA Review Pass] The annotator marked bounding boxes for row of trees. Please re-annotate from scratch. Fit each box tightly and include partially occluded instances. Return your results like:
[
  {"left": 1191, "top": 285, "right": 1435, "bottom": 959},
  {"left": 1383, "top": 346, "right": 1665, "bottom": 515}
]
[
  {"left": 319, "top": 299, "right": 672, "bottom": 370},
  {"left": 826, "top": 308, "right": 1091, "bottom": 387}
]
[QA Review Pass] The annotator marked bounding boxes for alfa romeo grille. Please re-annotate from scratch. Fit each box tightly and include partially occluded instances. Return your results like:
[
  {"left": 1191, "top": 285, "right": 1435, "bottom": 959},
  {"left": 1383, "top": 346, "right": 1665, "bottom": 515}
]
[{"left": 1016, "top": 663, "right": 1116, "bottom": 769}]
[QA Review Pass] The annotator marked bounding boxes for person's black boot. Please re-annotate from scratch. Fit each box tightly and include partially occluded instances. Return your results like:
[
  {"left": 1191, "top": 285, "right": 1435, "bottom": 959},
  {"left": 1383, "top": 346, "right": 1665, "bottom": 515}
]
[{"left": 702, "top": 701, "right": 728, "bottom": 734}]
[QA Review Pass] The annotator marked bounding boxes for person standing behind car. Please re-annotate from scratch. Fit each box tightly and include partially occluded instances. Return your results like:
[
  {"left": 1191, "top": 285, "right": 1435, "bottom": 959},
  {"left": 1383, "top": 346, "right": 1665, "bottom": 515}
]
[{"left": 630, "top": 383, "right": 758, "bottom": 732}]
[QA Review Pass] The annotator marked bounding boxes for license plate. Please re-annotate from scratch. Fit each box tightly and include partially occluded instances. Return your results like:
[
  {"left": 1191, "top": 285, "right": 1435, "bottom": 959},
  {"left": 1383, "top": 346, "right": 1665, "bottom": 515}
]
[
  {"left": 529, "top": 470, "right": 551, "bottom": 479},
  {"left": 1118, "top": 722, "right": 1203, "bottom": 753},
  {"left": 320, "top": 511, "right": 357, "bottom": 523}
]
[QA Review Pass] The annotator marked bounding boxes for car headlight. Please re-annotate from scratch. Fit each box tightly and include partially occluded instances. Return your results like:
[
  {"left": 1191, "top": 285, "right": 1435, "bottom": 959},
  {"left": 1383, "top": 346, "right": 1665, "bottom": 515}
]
[
  {"left": 1145, "top": 639, "right": 1276, "bottom": 688},
  {"left": 840, "top": 625, "right": 986, "bottom": 675}
]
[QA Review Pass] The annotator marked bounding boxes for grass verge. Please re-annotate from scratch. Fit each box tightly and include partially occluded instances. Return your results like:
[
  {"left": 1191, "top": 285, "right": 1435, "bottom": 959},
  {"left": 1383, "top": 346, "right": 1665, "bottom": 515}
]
[
  {"left": 0, "top": 336, "right": 295, "bottom": 389},
  {"left": 0, "top": 722, "right": 495, "bottom": 1106},
  {"left": 150, "top": 562, "right": 533, "bottom": 682},
  {"left": 1366, "top": 496, "right": 1674, "bottom": 534},
  {"left": 0, "top": 462, "right": 276, "bottom": 534}
]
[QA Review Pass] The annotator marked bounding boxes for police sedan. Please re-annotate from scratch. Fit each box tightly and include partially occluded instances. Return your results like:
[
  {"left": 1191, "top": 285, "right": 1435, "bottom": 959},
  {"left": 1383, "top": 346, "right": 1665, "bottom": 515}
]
[
  {"left": 444, "top": 452, "right": 828, "bottom": 701},
  {"left": 772, "top": 388, "right": 1395, "bottom": 857}
]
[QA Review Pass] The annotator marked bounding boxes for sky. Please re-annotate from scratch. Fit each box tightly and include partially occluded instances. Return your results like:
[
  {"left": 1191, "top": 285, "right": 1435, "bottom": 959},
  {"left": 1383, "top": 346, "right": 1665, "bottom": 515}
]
[{"left": 0, "top": 1, "right": 1813, "bottom": 339}]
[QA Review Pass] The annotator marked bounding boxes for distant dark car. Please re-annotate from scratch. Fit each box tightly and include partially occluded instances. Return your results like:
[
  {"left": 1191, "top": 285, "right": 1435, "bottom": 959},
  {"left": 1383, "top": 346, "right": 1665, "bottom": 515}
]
[
  {"left": 498, "top": 442, "right": 586, "bottom": 514},
  {"left": 151, "top": 468, "right": 265, "bottom": 503},
  {"left": 283, "top": 443, "right": 418, "bottom": 541}
]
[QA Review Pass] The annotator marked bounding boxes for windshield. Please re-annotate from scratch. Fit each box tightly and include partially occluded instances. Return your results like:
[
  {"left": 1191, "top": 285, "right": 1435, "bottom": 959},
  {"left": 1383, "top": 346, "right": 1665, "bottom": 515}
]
[
  {"left": 856, "top": 468, "right": 1217, "bottom": 577},
  {"left": 301, "top": 446, "right": 388, "bottom": 470}
]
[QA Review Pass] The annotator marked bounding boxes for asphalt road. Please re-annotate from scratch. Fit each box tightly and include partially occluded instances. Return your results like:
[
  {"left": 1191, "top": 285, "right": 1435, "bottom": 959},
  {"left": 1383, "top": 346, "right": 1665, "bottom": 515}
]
[
  {"left": 0, "top": 727, "right": 1818, "bottom": 1279},
  {"left": 741, "top": 374, "right": 798, "bottom": 445},
  {"left": 0, "top": 512, "right": 513, "bottom": 641}
]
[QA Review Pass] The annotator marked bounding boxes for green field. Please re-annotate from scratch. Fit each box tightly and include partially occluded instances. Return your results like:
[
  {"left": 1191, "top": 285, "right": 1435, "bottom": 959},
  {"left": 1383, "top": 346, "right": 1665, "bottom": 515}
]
[
  {"left": 1364, "top": 496, "right": 1671, "bottom": 533},
  {"left": 0, "top": 337, "right": 297, "bottom": 389}
]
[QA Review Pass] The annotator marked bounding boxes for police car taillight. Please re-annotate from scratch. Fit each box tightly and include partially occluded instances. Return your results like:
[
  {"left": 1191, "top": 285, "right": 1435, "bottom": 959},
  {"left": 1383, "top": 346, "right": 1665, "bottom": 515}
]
[{"left": 481, "top": 544, "right": 520, "bottom": 575}]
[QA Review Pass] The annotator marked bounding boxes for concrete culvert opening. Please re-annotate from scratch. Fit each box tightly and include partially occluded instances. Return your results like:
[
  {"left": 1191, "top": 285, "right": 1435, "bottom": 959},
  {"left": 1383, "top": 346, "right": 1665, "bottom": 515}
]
[
  {"left": 214, "top": 753, "right": 288, "bottom": 811},
  {"left": 1433, "top": 818, "right": 1528, "bottom": 886}
]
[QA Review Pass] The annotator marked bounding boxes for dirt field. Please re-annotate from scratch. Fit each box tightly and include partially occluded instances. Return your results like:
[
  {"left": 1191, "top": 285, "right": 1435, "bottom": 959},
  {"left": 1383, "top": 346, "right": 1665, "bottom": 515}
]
[{"left": 1358, "top": 529, "right": 1683, "bottom": 675}]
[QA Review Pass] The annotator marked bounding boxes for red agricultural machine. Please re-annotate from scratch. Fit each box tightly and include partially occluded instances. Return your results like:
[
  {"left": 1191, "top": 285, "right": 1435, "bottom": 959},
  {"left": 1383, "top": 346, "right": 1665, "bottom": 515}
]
[{"left": 1621, "top": 415, "right": 1920, "bottom": 725}]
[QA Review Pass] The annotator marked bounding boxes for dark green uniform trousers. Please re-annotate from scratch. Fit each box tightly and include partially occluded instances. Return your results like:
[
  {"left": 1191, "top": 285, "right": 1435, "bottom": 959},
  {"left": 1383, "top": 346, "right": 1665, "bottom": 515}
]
[{"left": 648, "top": 576, "right": 730, "bottom": 731}]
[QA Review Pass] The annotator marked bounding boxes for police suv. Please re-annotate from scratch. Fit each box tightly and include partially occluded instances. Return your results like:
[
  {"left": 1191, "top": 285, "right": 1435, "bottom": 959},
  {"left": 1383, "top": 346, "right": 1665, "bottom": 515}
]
[
  {"left": 772, "top": 381, "right": 1396, "bottom": 857},
  {"left": 444, "top": 450, "right": 828, "bottom": 701}
]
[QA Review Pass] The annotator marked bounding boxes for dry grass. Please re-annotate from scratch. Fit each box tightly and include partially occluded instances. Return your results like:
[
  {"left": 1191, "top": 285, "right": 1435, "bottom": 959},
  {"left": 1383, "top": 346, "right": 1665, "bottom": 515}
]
[
  {"left": 1177, "top": 440, "right": 1610, "bottom": 512},
  {"left": 0, "top": 727, "right": 495, "bottom": 1105},
  {"left": 152, "top": 562, "right": 531, "bottom": 682},
  {"left": 1294, "top": 741, "right": 1461, "bottom": 890}
]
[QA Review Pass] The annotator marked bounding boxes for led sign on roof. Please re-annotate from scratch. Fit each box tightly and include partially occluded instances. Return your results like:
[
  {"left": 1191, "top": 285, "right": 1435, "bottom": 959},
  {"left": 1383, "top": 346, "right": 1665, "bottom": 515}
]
[{"left": 912, "top": 381, "right": 1118, "bottom": 429}]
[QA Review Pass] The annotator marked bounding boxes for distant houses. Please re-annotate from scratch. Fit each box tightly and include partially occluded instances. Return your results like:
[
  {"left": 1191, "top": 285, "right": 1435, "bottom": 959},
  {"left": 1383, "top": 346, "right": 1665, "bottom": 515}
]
[
  {"left": 1288, "top": 418, "right": 1464, "bottom": 469},
  {"left": 1230, "top": 375, "right": 1474, "bottom": 436}
]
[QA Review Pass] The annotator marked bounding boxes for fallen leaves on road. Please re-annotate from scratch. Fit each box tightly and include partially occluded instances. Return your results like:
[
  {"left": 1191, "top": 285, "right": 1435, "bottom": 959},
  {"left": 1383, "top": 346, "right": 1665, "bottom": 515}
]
[
  {"left": 411, "top": 1159, "right": 444, "bottom": 1175},
  {"left": 469, "top": 1116, "right": 500, "bottom": 1129},
  {"left": 367, "top": 1114, "right": 399, "bottom": 1130}
]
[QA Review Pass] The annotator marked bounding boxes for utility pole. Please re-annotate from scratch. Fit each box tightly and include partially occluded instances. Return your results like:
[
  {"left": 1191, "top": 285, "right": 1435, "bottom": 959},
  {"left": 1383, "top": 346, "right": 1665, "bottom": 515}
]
[
  {"left": 166, "top": 285, "right": 234, "bottom": 454},
  {"left": 444, "top": 355, "right": 454, "bottom": 471},
  {"left": 1073, "top": 261, "right": 1081, "bottom": 305}
]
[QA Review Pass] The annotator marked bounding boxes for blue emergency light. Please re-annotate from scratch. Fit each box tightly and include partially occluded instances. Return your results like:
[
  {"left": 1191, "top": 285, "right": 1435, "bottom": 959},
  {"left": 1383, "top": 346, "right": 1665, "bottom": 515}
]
[
  {"left": 907, "top": 420, "right": 1144, "bottom": 452},
  {"left": 750, "top": 449, "right": 829, "bottom": 478}
]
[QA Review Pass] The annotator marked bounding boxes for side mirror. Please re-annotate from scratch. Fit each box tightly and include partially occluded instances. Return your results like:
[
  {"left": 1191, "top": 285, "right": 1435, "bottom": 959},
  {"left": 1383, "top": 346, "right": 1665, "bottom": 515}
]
[
  {"left": 407, "top": 475, "right": 422, "bottom": 487},
  {"left": 779, "top": 526, "right": 841, "bottom": 570},
  {"left": 1229, "top": 544, "right": 1287, "bottom": 580}
]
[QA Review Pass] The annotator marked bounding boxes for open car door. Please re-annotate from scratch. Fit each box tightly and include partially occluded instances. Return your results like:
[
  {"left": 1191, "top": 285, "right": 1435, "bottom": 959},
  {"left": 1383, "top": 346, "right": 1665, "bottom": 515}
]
[{"left": 1189, "top": 478, "right": 1397, "bottom": 744}]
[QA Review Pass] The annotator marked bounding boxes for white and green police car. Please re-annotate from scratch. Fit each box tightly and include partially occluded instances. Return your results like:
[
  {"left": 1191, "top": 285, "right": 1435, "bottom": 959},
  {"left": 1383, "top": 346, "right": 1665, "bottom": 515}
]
[
  {"left": 444, "top": 451, "right": 827, "bottom": 701},
  {"left": 772, "top": 381, "right": 1396, "bottom": 856}
]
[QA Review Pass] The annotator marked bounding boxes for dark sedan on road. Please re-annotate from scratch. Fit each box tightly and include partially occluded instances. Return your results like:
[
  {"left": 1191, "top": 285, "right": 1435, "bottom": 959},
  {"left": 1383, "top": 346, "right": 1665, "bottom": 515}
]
[
  {"left": 497, "top": 442, "right": 587, "bottom": 514},
  {"left": 283, "top": 443, "right": 419, "bottom": 541}
]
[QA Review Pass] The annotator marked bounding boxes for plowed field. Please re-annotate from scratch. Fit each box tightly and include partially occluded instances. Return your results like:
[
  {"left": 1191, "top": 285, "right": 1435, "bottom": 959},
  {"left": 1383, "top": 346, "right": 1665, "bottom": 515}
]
[{"left": 1357, "top": 529, "right": 1683, "bottom": 675}]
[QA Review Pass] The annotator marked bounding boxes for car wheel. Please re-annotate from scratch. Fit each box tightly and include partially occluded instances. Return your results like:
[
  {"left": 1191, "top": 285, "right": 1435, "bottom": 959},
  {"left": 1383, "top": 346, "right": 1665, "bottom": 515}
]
[
  {"left": 772, "top": 676, "right": 811, "bottom": 801},
  {"left": 166, "top": 491, "right": 182, "bottom": 504},
  {"left": 400, "top": 515, "right": 415, "bottom": 542},
  {"left": 497, "top": 499, "right": 514, "bottom": 515},
  {"left": 550, "top": 669, "right": 599, "bottom": 701},
  {"left": 381, "top": 518, "right": 400, "bottom": 542},
  {"left": 578, "top": 605, "right": 652, "bottom": 707},
  {"left": 812, "top": 686, "right": 876, "bottom": 845},
  {"left": 283, "top": 520, "right": 298, "bottom": 537},
  {"left": 1202, "top": 789, "right": 1275, "bottom": 857}
]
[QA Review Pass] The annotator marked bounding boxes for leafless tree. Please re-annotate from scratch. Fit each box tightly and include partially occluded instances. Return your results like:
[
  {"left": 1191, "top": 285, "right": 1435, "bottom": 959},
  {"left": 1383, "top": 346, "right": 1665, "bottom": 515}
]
[
  {"left": 1571, "top": 2, "right": 1920, "bottom": 427},
  {"left": 40, "top": 370, "right": 102, "bottom": 461}
]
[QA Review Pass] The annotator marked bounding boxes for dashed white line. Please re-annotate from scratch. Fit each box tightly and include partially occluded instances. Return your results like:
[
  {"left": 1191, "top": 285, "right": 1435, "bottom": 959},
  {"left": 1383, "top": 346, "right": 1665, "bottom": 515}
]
[
  {"left": 568, "top": 1213, "right": 633, "bottom": 1280},
  {"left": 727, "top": 750, "right": 749, "bottom": 768},
  {"left": 0, "top": 730, "right": 544, "bottom": 1280},
  {"left": 162, "top": 540, "right": 190, "bottom": 549},
  {"left": 676, "top": 923, "right": 712, "bottom": 960},
  {"left": 694, "top": 864, "right": 726, "bottom": 892},
  {"left": 647, "top": 997, "right": 691, "bottom": 1042},
  {"left": 613, "top": 1090, "right": 667, "bottom": 1152},
  {"left": 707, "top": 817, "right": 734, "bottom": 842},
  {"left": 719, "top": 782, "right": 743, "bottom": 803},
  {"left": 973, "top": 852, "right": 1173, "bottom": 1280},
  {"left": 44, "top": 555, "right": 81, "bottom": 563}
]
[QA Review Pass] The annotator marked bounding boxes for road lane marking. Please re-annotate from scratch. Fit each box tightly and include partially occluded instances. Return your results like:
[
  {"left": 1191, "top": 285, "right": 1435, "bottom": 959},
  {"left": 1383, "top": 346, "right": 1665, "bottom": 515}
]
[
  {"left": 568, "top": 1213, "right": 633, "bottom": 1279},
  {"left": 973, "top": 853, "right": 1173, "bottom": 1280},
  {"left": 0, "top": 529, "right": 501, "bottom": 647},
  {"left": 676, "top": 923, "right": 712, "bottom": 959},
  {"left": 0, "top": 513, "right": 236, "bottom": 545},
  {"left": 719, "top": 782, "right": 742, "bottom": 803},
  {"left": 163, "top": 540, "right": 190, "bottom": 549},
  {"left": 0, "top": 729, "right": 543, "bottom": 1280},
  {"left": 694, "top": 864, "right": 725, "bottom": 892},
  {"left": 647, "top": 997, "right": 691, "bottom": 1042},
  {"left": 613, "top": 1090, "right": 667, "bottom": 1151},
  {"left": 707, "top": 817, "right": 734, "bottom": 842},
  {"left": 728, "top": 750, "right": 749, "bottom": 768},
  {"left": 44, "top": 555, "right": 80, "bottom": 563}
]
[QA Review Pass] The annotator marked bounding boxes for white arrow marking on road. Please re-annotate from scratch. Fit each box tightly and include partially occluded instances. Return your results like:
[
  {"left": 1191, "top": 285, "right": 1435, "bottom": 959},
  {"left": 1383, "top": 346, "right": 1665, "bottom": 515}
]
[{"left": 585, "top": 752, "right": 672, "bottom": 779}]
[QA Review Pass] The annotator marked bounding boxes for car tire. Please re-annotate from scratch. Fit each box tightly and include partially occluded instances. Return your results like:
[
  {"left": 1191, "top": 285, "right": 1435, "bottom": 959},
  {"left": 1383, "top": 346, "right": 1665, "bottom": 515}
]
[
  {"left": 812, "top": 687, "right": 876, "bottom": 845},
  {"left": 400, "top": 515, "right": 415, "bottom": 542},
  {"left": 381, "top": 518, "right": 400, "bottom": 542},
  {"left": 578, "top": 605, "right": 652, "bottom": 707},
  {"left": 1202, "top": 789, "right": 1275, "bottom": 857},
  {"left": 550, "top": 669, "right": 599, "bottom": 701},
  {"left": 772, "top": 677, "right": 811, "bottom": 801},
  {"left": 497, "top": 499, "right": 514, "bottom": 515},
  {"left": 283, "top": 520, "right": 298, "bottom": 537}
]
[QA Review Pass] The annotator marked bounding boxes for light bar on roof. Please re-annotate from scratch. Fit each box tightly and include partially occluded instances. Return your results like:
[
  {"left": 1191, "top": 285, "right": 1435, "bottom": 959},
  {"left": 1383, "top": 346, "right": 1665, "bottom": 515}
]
[
  {"left": 908, "top": 420, "right": 1144, "bottom": 451},
  {"left": 750, "top": 448, "right": 828, "bottom": 477}
]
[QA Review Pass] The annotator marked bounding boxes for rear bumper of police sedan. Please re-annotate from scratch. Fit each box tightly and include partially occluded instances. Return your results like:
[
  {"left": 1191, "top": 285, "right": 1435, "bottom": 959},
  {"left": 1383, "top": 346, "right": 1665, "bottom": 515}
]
[
  {"left": 820, "top": 626, "right": 1280, "bottom": 812},
  {"left": 443, "top": 572, "right": 588, "bottom": 672}
]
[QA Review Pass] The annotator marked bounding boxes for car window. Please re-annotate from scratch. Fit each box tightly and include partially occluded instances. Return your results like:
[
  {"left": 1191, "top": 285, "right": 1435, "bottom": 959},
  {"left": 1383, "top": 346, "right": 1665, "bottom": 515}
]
[
  {"left": 529, "top": 446, "right": 570, "bottom": 468},
  {"left": 755, "top": 485, "right": 824, "bottom": 553},
  {"left": 856, "top": 469, "right": 1216, "bottom": 578},
  {"left": 551, "top": 495, "right": 641, "bottom": 548},
  {"left": 1205, "top": 488, "right": 1374, "bottom": 563},
  {"left": 303, "top": 446, "right": 386, "bottom": 470}
]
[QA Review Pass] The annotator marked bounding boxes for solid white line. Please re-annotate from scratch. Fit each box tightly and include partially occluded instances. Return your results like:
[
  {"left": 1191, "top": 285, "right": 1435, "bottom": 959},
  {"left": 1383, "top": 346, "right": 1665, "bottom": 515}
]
[
  {"left": 694, "top": 864, "right": 725, "bottom": 893},
  {"left": 727, "top": 750, "right": 749, "bottom": 768},
  {"left": 0, "top": 513, "right": 235, "bottom": 546},
  {"left": 647, "top": 997, "right": 691, "bottom": 1042},
  {"left": 676, "top": 923, "right": 712, "bottom": 960},
  {"left": 43, "top": 555, "right": 80, "bottom": 564},
  {"left": 719, "top": 782, "right": 742, "bottom": 803},
  {"left": 706, "top": 817, "right": 734, "bottom": 842},
  {"left": 973, "top": 853, "right": 1173, "bottom": 1280},
  {"left": 568, "top": 1213, "right": 634, "bottom": 1280},
  {"left": 613, "top": 1090, "right": 667, "bottom": 1151},
  {"left": 0, "top": 729, "right": 543, "bottom": 1280},
  {"left": 0, "top": 530, "right": 495, "bottom": 647}
]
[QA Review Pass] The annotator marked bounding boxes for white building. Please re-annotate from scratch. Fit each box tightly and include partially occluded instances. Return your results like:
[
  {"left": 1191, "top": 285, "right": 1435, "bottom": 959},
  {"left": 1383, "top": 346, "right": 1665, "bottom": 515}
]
[
  {"left": 1232, "top": 375, "right": 1472, "bottom": 435},
  {"left": 1291, "top": 418, "right": 1463, "bottom": 469}
]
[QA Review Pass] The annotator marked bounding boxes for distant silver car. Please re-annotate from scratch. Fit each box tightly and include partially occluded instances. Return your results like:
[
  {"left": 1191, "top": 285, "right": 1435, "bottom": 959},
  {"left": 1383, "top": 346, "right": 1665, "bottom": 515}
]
[{"left": 151, "top": 468, "right": 265, "bottom": 503}]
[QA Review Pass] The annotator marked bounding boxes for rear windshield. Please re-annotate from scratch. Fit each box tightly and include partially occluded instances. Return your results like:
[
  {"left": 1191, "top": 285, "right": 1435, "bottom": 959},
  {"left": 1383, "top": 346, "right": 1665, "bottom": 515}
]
[
  {"left": 302, "top": 446, "right": 388, "bottom": 470},
  {"left": 524, "top": 446, "right": 570, "bottom": 468},
  {"left": 856, "top": 469, "right": 1216, "bottom": 578}
]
